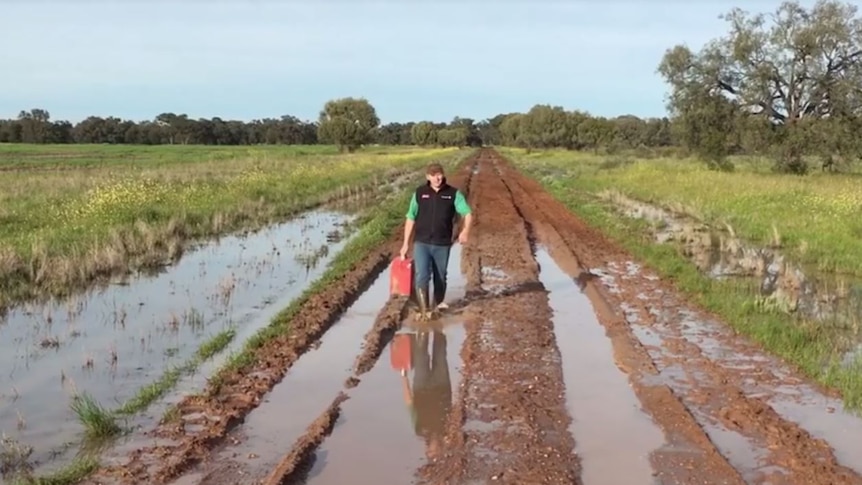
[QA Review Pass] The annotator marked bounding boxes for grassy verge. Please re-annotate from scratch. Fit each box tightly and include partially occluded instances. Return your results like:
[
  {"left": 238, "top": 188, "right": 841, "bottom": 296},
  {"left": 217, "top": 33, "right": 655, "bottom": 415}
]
[
  {"left": 8, "top": 457, "right": 99, "bottom": 485},
  {"left": 500, "top": 148, "right": 862, "bottom": 276},
  {"left": 0, "top": 144, "right": 457, "bottom": 309},
  {"left": 506, "top": 148, "right": 862, "bottom": 411}
]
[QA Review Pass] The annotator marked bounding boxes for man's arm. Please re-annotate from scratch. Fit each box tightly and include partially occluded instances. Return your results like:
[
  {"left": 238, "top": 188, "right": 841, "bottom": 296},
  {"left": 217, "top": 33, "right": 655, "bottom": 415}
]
[
  {"left": 455, "top": 190, "right": 473, "bottom": 240},
  {"left": 401, "top": 193, "right": 419, "bottom": 254}
]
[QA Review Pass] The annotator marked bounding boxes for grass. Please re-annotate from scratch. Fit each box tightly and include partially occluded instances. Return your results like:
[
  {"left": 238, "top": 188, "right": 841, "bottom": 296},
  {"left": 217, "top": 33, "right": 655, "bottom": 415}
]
[
  {"left": 8, "top": 457, "right": 99, "bottom": 485},
  {"left": 69, "top": 393, "right": 121, "bottom": 440},
  {"left": 506, "top": 147, "right": 862, "bottom": 411},
  {"left": 501, "top": 148, "right": 862, "bottom": 276},
  {"left": 114, "top": 327, "right": 237, "bottom": 416},
  {"left": 0, "top": 143, "right": 459, "bottom": 309}
]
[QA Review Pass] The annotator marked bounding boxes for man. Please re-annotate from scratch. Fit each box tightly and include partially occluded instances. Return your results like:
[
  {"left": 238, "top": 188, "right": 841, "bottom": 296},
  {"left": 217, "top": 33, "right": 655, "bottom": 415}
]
[{"left": 400, "top": 162, "right": 472, "bottom": 311}]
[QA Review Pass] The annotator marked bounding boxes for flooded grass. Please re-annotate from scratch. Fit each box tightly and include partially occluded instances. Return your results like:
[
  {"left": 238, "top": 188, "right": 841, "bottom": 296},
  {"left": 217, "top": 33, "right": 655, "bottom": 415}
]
[
  {"left": 0, "top": 144, "right": 460, "bottom": 312},
  {"left": 598, "top": 189, "right": 862, "bottom": 330},
  {"left": 69, "top": 393, "right": 121, "bottom": 440},
  {"left": 5, "top": 456, "right": 99, "bottom": 485},
  {"left": 115, "top": 327, "right": 236, "bottom": 416},
  {"left": 0, "top": 210, "right": 357, "bottom": 479},
  {"left": 502, "top": 148, "right": 862, "bottom": 276},
  {"left": 509, "top": 151, "right": 862, "bottom": 412}
]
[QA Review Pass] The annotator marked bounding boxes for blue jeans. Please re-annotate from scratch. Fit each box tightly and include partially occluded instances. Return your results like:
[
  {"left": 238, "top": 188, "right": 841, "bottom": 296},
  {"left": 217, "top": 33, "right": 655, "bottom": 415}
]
[{"left": 413, "top": 242, "right": 451, "bottom": 306}]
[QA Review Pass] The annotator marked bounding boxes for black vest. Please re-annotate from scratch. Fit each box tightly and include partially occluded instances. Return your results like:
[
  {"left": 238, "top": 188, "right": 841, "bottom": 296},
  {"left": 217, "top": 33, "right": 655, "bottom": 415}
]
[{"left": 413, "top": 181, "right": 459, "bottom": 246}]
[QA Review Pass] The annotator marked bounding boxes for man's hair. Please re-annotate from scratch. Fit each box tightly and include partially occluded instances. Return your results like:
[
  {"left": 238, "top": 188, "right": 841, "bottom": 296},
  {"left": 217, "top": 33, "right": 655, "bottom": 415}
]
[{"left": 426, "top": 163, "right": 444, "bottom": 175}]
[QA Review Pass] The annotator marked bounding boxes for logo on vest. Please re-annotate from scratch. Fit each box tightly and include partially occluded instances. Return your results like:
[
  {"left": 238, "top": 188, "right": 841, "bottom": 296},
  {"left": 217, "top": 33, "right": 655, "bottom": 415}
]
[
  {"left": 441, "top": 195, "right": 452, "bottom": 199},
  {"left": 421, "top": 194, "right": 430, "bottom": 199}
]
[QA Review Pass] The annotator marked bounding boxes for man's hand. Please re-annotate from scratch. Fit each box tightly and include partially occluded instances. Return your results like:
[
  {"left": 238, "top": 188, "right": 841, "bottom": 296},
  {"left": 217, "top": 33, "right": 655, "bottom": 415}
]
[
  {"left": 457, "top": 230, "right": 469, "bottom": 245},
  {"left": 399, "top": 243, "right": 409, "bottom": 260}
]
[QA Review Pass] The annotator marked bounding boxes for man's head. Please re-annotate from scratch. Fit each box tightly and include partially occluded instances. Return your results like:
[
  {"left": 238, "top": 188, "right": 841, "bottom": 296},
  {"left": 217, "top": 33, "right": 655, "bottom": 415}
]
[{"left": 425, "top": 163, "right": 445, "bottom": 189}]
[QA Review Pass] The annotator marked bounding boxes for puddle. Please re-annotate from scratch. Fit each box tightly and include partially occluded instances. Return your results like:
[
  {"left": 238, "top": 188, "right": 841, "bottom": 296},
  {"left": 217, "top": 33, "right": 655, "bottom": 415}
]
[
  {"left": 0, "top": 209, "right": 357, "bottom": 475},
  {"left": 598, "top": 190, "right": 862, "bottom": 333},
  {"left": 676, "top": 311, "right": 862, "bottom": 476},
  {"left": 480, "top": 266, "right": 510, "bottom": 295},
  {"left": 535, "top": 247, "right": 664, "bottom": 485},
  {"left": 687, "top": 408, "right": 770, "bottom": 484},
  {"left": 301, "top": 244, "right": 468, "bottom": 485},
  {"left": 601, "top": 265, "right": 862, "bottom": 478}
]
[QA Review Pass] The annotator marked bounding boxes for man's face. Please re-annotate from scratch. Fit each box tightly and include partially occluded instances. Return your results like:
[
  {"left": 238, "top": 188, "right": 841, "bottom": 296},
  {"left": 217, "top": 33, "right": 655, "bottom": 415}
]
[{"left": 426, "top": 171, "right": 444, "bottom": 188}]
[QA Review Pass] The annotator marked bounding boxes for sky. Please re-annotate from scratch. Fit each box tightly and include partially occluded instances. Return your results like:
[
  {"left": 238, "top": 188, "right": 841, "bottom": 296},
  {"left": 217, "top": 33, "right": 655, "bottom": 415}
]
[{"left": 0, "top": 0, "right": 808, "bottom": 124}]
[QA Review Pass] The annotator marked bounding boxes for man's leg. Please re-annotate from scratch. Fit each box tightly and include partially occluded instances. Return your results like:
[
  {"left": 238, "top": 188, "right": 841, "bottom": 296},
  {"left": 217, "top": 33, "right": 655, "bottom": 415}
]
[
  {"left": 428, "top": 244, "right": 452, "bottom": 308},
  {"left": 412, "top": 242, "right": 432, "bottom": 309}
]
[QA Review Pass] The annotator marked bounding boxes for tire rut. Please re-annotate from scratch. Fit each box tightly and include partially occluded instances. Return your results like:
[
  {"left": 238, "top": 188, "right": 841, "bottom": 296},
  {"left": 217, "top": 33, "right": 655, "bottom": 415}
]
[{"left": 497, "top": 157, "right": 746, "bottom": 484}]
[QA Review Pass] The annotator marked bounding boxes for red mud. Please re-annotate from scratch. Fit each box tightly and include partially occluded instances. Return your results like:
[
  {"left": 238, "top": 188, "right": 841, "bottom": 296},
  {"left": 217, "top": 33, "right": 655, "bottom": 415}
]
[{"left": 80, "top": 148, "right": 862, "bottom": 485}]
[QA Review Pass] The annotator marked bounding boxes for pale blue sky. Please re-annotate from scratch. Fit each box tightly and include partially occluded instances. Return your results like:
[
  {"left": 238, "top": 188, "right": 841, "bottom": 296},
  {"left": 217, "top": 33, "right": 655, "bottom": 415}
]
[{"left": 0, "top": 0, "right": 800, "bottom": 124}]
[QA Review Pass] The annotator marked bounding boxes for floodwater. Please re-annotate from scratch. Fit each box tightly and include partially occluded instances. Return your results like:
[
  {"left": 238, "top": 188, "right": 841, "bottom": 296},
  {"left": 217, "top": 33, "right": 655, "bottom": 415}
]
[
  {"left": 602, "top": 260, "right": 862, "bottom": 479},
  {"left": 675, "top": 309, "right": 862, "bottom": 476},
  {"left": 196, "top": 260, "right": 398, "bottom": 480},
  {"left": 535, "top": 248, "right": 665, "bottom": 485},
  {"left": 600, "top": 190, "right": 862, "bottom": 336},
  {"left": 0, "top": 209, "right": 357, "bottom": 475}
]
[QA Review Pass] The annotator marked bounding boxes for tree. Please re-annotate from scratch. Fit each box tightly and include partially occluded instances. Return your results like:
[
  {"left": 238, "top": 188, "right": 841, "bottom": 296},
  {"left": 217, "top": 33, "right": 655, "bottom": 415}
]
[
  {"left": 411, "top": 121, "right": 438, "bottom": 146},
  {"left": 658, "top": 0, "right": 862, "bottom": 173},
  {"left": 317, "top": 97, "right": 380, "bottom": 152}
]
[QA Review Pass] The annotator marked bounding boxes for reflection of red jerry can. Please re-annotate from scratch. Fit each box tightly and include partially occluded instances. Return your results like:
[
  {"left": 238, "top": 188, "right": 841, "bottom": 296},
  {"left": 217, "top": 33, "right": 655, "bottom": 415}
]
[
  {"left": 390, "top": 333, "right": 412, "bottom": 371},
  {"left": 389, "top": 257, "right": 413, "bottom": 297}
]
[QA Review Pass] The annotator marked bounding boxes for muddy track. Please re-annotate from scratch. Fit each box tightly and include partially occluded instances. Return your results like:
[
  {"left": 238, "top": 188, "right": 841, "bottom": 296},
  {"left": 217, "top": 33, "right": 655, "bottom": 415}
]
[
  {"left": 416, "top": 152, "right": 581, "bottom": 484},
  {"left": 82, "top": 148, "right": 862, "bottom": 485}
]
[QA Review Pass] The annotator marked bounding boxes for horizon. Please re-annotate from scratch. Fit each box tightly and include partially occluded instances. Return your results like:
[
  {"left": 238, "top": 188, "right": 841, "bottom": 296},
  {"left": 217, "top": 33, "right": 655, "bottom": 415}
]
[{"left": 1, "top": 0, "right": 810, "bottom": 125}]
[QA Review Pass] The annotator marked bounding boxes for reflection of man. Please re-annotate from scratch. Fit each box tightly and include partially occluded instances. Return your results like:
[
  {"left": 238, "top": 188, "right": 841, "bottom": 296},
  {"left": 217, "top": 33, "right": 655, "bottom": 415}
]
[{"left": 400, "top": 330, "right": 452, "bottom": 460}]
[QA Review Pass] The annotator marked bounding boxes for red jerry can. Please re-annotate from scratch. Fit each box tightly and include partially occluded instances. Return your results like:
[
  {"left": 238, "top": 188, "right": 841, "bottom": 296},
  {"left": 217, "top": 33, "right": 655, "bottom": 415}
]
[
  {"left": 389, "top": 257, "right": 413, "bottom": 297},
  {"left": 390, "top": 333, "right": 412, "bottom": 372}
]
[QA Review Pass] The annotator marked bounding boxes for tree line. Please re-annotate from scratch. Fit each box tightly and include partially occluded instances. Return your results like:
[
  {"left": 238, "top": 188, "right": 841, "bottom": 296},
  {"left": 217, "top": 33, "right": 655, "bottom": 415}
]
[
  {"left": 0, "top": 105, "right": 674, "bottom": 153},
  {"left": 3, "top": 1, "right": 861, "bottom": 174}
]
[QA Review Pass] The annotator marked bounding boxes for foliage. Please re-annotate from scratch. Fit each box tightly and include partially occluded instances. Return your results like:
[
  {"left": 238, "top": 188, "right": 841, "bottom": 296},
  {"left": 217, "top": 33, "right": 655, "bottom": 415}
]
[
  {"left": 657, "top": 0, "right": 862, "bottom": 173},
  {"left": 316, "top": 97, "right": 380, "bottom": 152}
]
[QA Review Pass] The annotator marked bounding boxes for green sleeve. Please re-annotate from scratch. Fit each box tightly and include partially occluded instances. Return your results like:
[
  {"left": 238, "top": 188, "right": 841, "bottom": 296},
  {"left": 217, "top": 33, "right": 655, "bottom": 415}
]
[
  {"left": 406, "top": 193, "right": 419, "bottom": 220},
  {"left": 454, "top": 190, "right": 472, "bottom": 216}
]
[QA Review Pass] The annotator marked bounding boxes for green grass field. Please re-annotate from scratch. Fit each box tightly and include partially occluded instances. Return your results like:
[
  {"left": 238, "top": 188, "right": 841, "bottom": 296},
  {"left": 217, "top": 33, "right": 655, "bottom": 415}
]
[
  {"left": 0, "top": 144, "right": 457, "bottom": 308},
  {"left": 505, "top": 147, "right": 862, "bottom": 410},
  {"left": 504, "top": 148, "right": 862, "bottom": 276}
]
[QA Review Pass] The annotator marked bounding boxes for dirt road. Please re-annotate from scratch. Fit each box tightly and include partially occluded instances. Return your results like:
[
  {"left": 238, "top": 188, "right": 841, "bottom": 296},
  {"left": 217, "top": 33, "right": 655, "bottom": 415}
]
[{"left": 85, "top": 148, "right": 862, "bottom": 485}]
